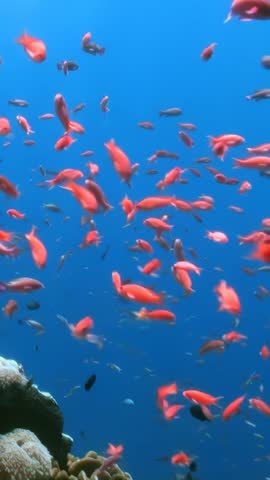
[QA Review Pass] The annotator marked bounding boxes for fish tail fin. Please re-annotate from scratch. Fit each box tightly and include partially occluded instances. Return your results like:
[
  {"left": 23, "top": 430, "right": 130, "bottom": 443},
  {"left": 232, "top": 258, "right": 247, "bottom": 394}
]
[{"left": 224, "top": 11, "right": 232, "bottom": 23}]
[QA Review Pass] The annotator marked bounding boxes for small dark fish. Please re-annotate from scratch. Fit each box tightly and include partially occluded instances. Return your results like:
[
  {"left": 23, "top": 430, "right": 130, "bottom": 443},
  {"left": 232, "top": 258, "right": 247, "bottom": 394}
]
[
  {"left": 83, "top": 42, "right": 105, "bottom": 55},
  {"left": 246, "top": 89, "right": 270, "bottom": 101},
  {"left": 39, "top": 165, "right": 47, "bottom": 177},
  {"left": 8, "top": 99, "right": 29, "bottom": 107},
  {"left": 189, "top": 461, "right": 197, "bottom": 472},
  {"left": 195, "top": 156, "right": 211, "bottom": 163},
  {"left": 58, "top": 251, "right": 73, "bottom": 273},
  {"left": 146, "top": 169, "right": 159, "bottom": 175},
  {"left": 72, "top": 103, "right": 86, "bottom": 113},
  {"left": 43, "top": 203, "right": 62, "bottom": 213},
  {"left": 156, "top": 456, "right": 170, "bottom": 462},
  {"left": 18, "top": 318, "right": 45, "bottom": 335},
  {"left": 189, "top": 404, "right": 210, "bottom": 422},
  {"left": 159, "top": 107, "right": 182, "bottom": 116},
  {"left": 261, "top": 56, "right": 270, "bottom": 69},
  {"left": 57, "top": 60, "right": 79, "bottom": 75},
  {"left": 241, "top": 267, "right": 256, "bottom": 276},
  {"left": 101, "top": 245, "right": 110, "bottom": 260},
  {"left": 260, "top": 169, "right": 270, "bottom": 178},
  {"left": 84, "top": 373, "right": 96, "bottom": 391},
  {"left": 174, "top": 238, "right": 185, "bottom": 261},
  {"left": 192, "top": 213, "right": 203, "bottom": 223},
  {"left": 26, "top": 301, "right": 40, "bottom": 311},
  {"left": 138, "top": 121, "right": 154, "bottom": 129}
]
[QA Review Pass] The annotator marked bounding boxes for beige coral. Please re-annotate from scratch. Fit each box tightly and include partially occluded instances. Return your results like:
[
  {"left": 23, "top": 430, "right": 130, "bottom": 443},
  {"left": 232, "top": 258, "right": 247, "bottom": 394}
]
[
  {"left": 51, "top": 451, "right": 133, "bottom": 480},
  {"left": 0, "top": 356, "right": 27, "bottom": 389},
  {"left": 0, "top": 428, "right": 52, "bottom": 480}
]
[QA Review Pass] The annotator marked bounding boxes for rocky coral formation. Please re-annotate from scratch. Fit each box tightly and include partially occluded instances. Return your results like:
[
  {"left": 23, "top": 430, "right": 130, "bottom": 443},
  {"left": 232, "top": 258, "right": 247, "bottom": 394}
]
[
  {"left": 51, "top": 451, "right": 133, "bottom": 480},
  {"left": 0, "top": 356, "right": 133, "bottom": 480},
  {"left": 0, "top": 428, "right": 52, "bottom": 480},
  {"left": 0, "top": 356, "right": 72, "bottom": 467}
]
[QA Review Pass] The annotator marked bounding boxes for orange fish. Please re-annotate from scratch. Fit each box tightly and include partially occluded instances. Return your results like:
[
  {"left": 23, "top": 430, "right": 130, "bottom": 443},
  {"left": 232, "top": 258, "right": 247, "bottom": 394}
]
[
  {"left": 138, "top": 258, "right": 161, "bottom": 275},
  {"left": 16, "top": 115, "right": 34, "bottom": 134},
  {"left": 6, "top": 208, "right": 25, "bottom": 219},
  {"left": 162, "top": 400, "right": 184, "bottom": 420},
  {"left": 171, "top": 451, "right": 191, "bottom": 467},
  {"left": 46, "top": 169, "right": 84, "bottom": 187},
  {"left": 68, "top": 120, "right": 85, "bottom": 134},
  {"left": 223, "top": 395, "right": 245, "bottom": 421},
  {"left": 238, "top": 180, "right": 252, "bottom": 193},
  {"left": 0, "top": 229, "right": 13, "bottom": 242},
  {"left": 62, "top": 182, "right": 99, "bottom": 213},
  {"left": 156, "top": 167, "right": 184, "bottom": 190},
  {"left": 55, "top": 134, "right": 76, "bottom": 151},
  {"left": 112, "top": 271, "right": 163, "bottom": 304},
  {"left": 157, "top": 383, "right": 178, "bottom": 410},
  {"left": 260, "top": 345, "right": 270, "bottom": 359},
  {"left": 106, "top": 444, "right": 124, "bottom": 456},
  {"left": 183, "top": 389, "right": 222, "bottom": 406},
  {"left": 0, "top": 176, "right": 19, "bottom": 198},
  {"left": 25, "top": 226, "right": 47, "bottom": 269},
  {"left": 250, "top": 235, "right": 270, "bottom": 263},
  {"left": 70, "top": 316, "right": 94, "bottom": 337},
  {"left": 201, "top": 42, "right": 217, "bottom": 60},
  {"left": 134, "top": 307, "right": 175, "bottom": 323},
  {"left": 249, "top": 398, "right": 270, "bottom": 416},
  {"left": 129, "top": 239, "right": 153, "bottom": 254},
  {"left": 105, "top": 139, "right": 139, "bottom": 185},
  {"left": 3, "top": 299, "right": 18, "bottom": 317},
  {"left": 143, "top": 217, "right": 173, "bottom": 236},
  {"left": 222, "top": 331, "right": 247, "bottom": 343},
  {"left": 68, "top": 316, "right": 103, "bottom": 349},
  {"left": 0, "top": 117, "right": 11, "bottom": 135},
  {"left": 199, "top": 339, "right": 225, "bottom": 355},
  {"left": 80, "top": 230, "right": 101, "bottom": 248},
  {"left": 136, "top": 196, "right": 175, "bottom": 211},
  {"left": 214, "top": 280, "right": 241, "bottom": 315},
  {"left": 17, "top": 32, "right": 46, "bottom": 62}
]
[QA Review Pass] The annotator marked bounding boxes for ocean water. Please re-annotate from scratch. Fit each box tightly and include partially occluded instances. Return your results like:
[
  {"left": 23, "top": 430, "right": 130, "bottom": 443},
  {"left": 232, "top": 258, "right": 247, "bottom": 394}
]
[{"left": 1, "top": 1, "right": 270, "bottom": 479}]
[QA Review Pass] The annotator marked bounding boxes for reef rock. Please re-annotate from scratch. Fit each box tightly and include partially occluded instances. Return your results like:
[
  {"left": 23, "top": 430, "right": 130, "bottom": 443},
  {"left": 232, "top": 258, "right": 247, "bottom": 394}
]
[{"left": 0, "top": 356, "right": 72, "bottom": 467}]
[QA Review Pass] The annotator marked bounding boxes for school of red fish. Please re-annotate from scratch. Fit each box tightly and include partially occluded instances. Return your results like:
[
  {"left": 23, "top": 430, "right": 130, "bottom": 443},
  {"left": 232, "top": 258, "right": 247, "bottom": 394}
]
[{"left": 2, "top": 0, "right": 270, "bottom": 476}]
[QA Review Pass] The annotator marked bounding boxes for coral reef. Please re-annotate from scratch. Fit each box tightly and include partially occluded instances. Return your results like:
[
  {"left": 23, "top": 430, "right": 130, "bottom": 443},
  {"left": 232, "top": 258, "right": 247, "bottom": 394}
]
[
  {"left": 0, "top": 428, "right": 52, "bottom": 480},
  {"left": 0, "top": 356, "right": 133, "bottom": 480},
  {"left": 0, "top": 356, "right": 72, "bottom": 466},
  {"left": 51, "top": 451, "right": 133, "bottom": 480}
]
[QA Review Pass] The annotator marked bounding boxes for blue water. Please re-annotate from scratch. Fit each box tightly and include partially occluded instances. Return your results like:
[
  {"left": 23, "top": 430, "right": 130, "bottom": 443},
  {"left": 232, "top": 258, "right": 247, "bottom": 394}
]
[{"left": 1, "top": 0, "right": 270, "bottom": 479}]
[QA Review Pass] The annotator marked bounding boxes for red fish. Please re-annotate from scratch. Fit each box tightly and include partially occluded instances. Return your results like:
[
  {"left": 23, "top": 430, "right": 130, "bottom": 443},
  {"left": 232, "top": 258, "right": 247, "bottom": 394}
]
[
  {"left": 183, "top": 389, "right": 222, "bottom": 406},
  {"left": 112, "top": 271, "right": 163, "bottom": 304},
  {"left": 25, "top": 226, "right": 47, "bottom": 269},
  {"left": 0, "top": 118, "right": 11, "bottom": 135},
  {"left": 0, "top": 176, "right": 19, "bottom": 198},
  {"left": 201, "top": 42, "right": 217, "bottom": 60},
  {"left": 16, "top": 115, "right": 34, "bottom": 134},
  {"left": 223, "top": 395, "right": 245, "bottom": 421},
  {"left": 105, "top": 139, "right": 139, "bottom": 185},
  {"left": 225, "top": 0, "right": 270, "bottom": 22},
  {"left": 214, "top": 280, "right": 241, "bottom": 315},
  {"left": 17, "top": 32, "right": 46, "bottom": 62}
]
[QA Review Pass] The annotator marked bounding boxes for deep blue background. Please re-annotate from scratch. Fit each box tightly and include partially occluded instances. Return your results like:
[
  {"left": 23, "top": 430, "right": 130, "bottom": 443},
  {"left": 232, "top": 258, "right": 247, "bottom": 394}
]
[{"left": 1, "top": 1, "right": 270, "bottom": 479}]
